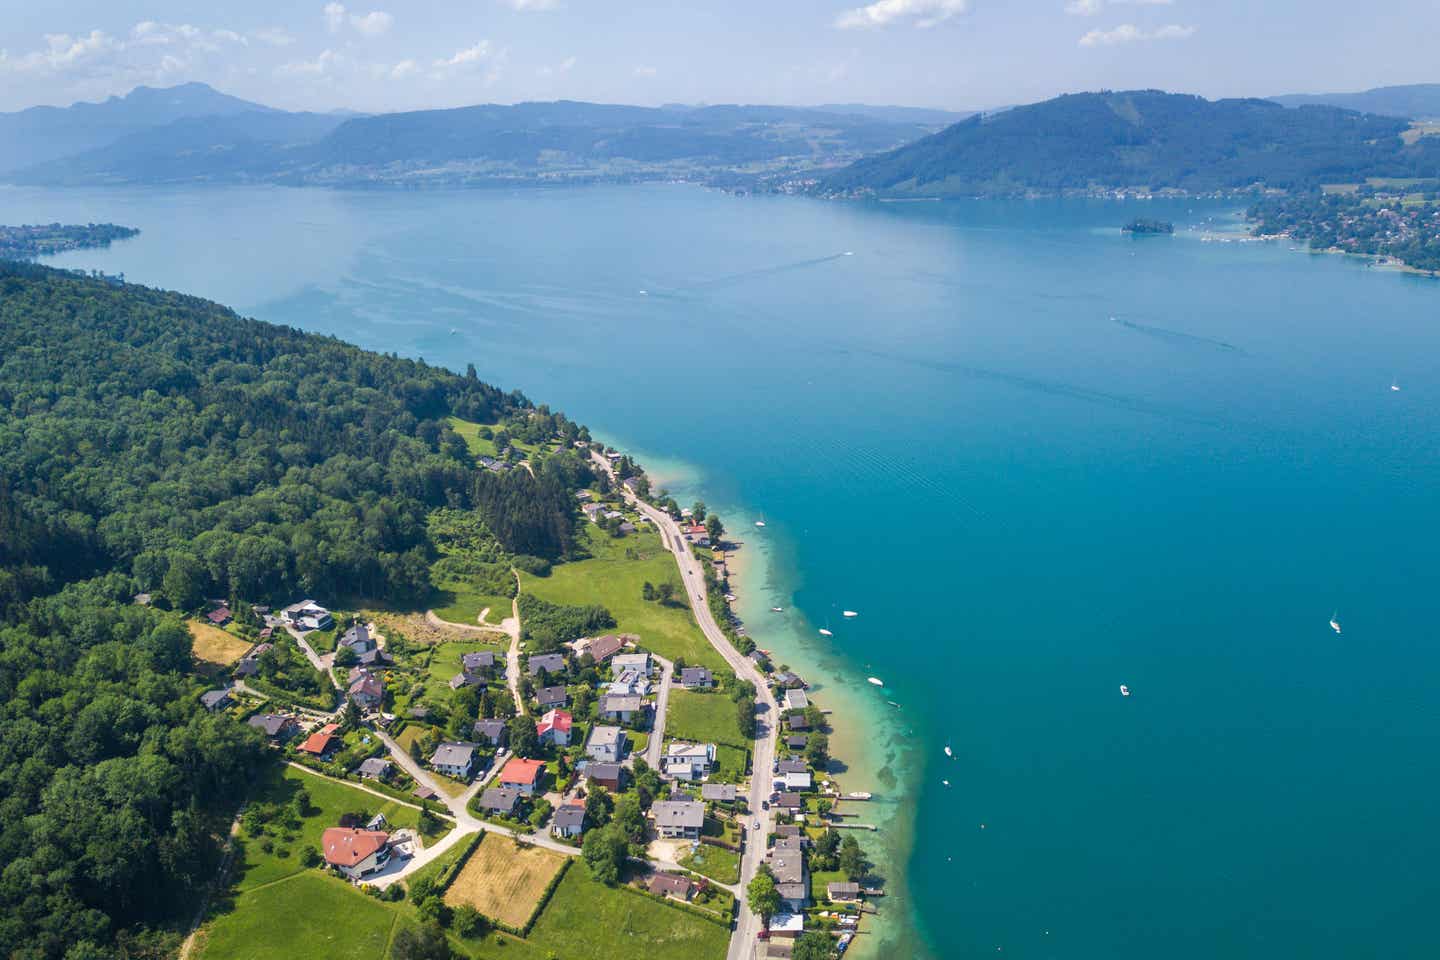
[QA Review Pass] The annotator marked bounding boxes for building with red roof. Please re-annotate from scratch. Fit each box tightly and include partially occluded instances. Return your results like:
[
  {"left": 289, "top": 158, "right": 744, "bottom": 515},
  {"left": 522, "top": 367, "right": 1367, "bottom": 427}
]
[
  {"left": 321, "top": 827, "right": 391, "bottom": 880},
  {"left": 297, "top": 722, "right": 340, "bottom": 757},
  {"left": 498, "top": 756, "right": 546, "bottom": 796},
  {"left": 536, "top": 708, "right": 573, "bottom": 747}
]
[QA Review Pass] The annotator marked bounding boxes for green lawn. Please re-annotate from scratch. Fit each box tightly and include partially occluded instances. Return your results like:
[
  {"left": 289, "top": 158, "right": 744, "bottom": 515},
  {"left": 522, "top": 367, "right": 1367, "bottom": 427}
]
[
  {"left": 522, "top": 526, "right": 727, "bottom": 672},
  {"left": 448, "top": 416, "right": 500, "bottom": 458},
  {"left": 416, "top": 639, "right": 508, "bottom": 702},
  {"left": 432, "top": 579, "right": 513, "bottom": 627},
  {"left": 679, "top": 844, "right": 740, "bottom": 885},
  {"left": 665, "top": 690, "right": 750, "bottom": 781},
  {"left": 810, "top": 869, "right": 847, "bottom": 904},
  {"left": 200, "top": 871, "right": 396, "bottom": 960},
  {"left": 234, "top": 765, "right": 433, "bottom": 891},
  {"left": 526, "top": 867, "right": 729, "bottom": 960}
]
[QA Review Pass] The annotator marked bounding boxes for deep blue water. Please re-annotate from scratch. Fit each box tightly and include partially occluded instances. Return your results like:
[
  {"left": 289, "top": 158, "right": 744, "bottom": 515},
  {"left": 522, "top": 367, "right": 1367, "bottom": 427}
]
[{"left": 8, "top": 183, "right": 1440, "bottom": 958}]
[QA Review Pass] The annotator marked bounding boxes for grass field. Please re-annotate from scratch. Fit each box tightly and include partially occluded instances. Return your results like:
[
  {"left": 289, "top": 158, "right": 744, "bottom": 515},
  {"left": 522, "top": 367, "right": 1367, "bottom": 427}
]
[
  {"left": 526, "top": 866, "right": 730, "bottom": 960},
  {"left": 522, "top": 526, "right": 726, "bottom": 672},
  {"left": 433, "top": 581, "right": 514, "bottom": 627},
  {"left": 444, "top": 835, "right": 568, "bottom": 929},
  {"left": 189, "top": 620, "right": 253, "bottom": 667},
  {"left": 679, "top": 843, "right": 740, "bottom": 884},
  {"left": 665, "top": 690, "right": 749, "bottom": 781},
  {"left": 200, "top": 871, "right": 397, "bottom": 960},
  {"left": 423, "top": 639, "right": 508, "bottom": 698},
  {"left": 234, "top": 765, "right": 430, "bottom": 891}
]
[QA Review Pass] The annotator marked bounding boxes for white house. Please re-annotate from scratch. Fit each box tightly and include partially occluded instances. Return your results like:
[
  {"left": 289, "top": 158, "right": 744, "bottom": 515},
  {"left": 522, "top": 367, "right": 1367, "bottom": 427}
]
[
  {"left": 585, "top": 725, "right": 627, "bottom": 763},
  {"left": 652, "top": 800, "right": 705, "bottom": 839},
  {"left": 429, "top": 741, "right": 477, "bottom": 781},
  {"left": 661, "top": 742, "right": 716, "bottom": 781},
  {"left": 322, "top": 827, "right": 390, "bottom": 880}
]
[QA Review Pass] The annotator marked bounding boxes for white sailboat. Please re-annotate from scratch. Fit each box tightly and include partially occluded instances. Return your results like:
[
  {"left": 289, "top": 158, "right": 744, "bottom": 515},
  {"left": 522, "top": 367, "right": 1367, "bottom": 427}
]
[
  {"left": 754, "top": 513, "right": 767, "bottom": 528},
  {"left": 1391, "top": 378, "right": 1401, "bottom": 392},
  {"left": 1330, "top": 612, "right": 1342, "bottom": 635},
  {"left": 771, "top": 606, "right": 784, "bottom": 613},
  {"left": 1119, "top": 684, "right": 1131, "bottom": 697},
  {"left": 943, "top": 744, "right": 953, "bottom": 758},
  {"left": 842, "top": 610, "right": 858, "bottom": 618}
]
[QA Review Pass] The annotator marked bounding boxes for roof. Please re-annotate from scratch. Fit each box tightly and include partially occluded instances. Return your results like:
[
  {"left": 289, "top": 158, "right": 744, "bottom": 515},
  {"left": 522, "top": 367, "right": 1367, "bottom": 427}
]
[
  {"left": 527, "top": 653, "right": 566, "bottom": 676},
  {"left": 665, "top": 742, "right": 715, "bottom": 761},
  {"left": 777, "top": 759, "right": 808, "bottom": 774},
  {"left": 298, "top": 723, "right": 340, "bottom": 755},
  {"left": 776, "top": 792, "right": 803, "bottom": 809},
  {"left": 586, "top": 635, "right": 624, "bottom": 662},
  {"left": 499, "top": 757, "right": 545, "bottom": 786},
  {"left": 647, "top": 873, "right": 697, "bottom": 897},
  {"left": 586, "top": 762, "right": 623, "bottom": 783},
  {"left": 348, "top": 672, "right": 384, "bottom": 699},
  {"left": 769, "top": 847, "right": 804, "bottom": 884},
  {"left": 358, "top": 757, "right": 391, "bottom": 777},
  {"left": 553, "top": 804, "right": 585, "bottom": 829},
  {"left": 587, "top": 725, "right": 624, "bottom": 748},
  {"left": 536, "top": 709, "right": 573, "bottom": 737},
  {"left": 339, "top": 623, "right": 371, "bottom": 649},
  {"left": 777, "top": 883, "right": 808, "bottom": 902},
  {"left": 610, "top": 652, "right": 650, "bottom": 672},
  {"left": 769, "top": 913, "right": 805, "bottom": 934},
  {"left": 785, "top": 735, "right": 808, "bottom": 748},
  {"left": 784, "top": 689, "right": 809, "bottom": 710},
  {"left": 430, "top": 741, "right": 477, "bottom": 767},
  {"left": 479, "top": 787, "right": 521, "bottom": 812},
  {"left": 206, "top": 607, "right": 232, "bottom": 624},
  {"left": 449, "top": 672, "right": 482, "bottom": 690},
  {"left": 652, "top": 800, "right": 706, "bottom": 830},
  {"left": 200, "top": 689, "right": 231, "bottom": 708},
  {"left": 461, "top": 650, "right": 496, "bottom": 671},
  {"left": 247, "top": 713, "right": 292, "bottom": 736},
  {"left": 785, "top": 715, "right": 810, "bottom": 730},
  {"left": 680, "top": 667, "right": 712, "bottom": 685},
  {"left": 779, "top": 772, "right": 812, "bottom": 789},
  {"left": 536, "top": 685, "right": 569, "bottom": 707},
  {"left": 827, "top": 882, "right": 862, "bottom": 897},
  {"left": 600, "top": 694, "right": 643, "bottom": 713},
  {"left": 473, "top": 718, "right": 507, "bottom": 742},
  {"left": 321, "top": 827, "right": 388, "bottom": 867},
  {"left": 701, "top": 784, "right": 737, "bottom": 801}
]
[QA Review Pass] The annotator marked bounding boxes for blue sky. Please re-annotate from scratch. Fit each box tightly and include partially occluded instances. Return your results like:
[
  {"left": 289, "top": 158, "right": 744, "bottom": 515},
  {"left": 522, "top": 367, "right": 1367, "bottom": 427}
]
[{"left": 0, "top": 0, "right": 1435, "bottom": 114}]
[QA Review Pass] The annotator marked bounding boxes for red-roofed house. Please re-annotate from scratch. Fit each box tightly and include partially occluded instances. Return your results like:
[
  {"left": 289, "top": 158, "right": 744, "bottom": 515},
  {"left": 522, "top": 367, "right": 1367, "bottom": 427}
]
[
  {"left": 321, "top": 827, "right": 391, "bottom": 880},
  {"left": 498, "top": 757, "right": 546, "bottom": 796},
  {"left": 206, "top": 605, "right": 233, "bottom": 626},
  {"left": 297, "top": 723, "right": 341, "bottom": 758},
  {"left": 536, "top": 709, "right": 573, "bottom": 747}
]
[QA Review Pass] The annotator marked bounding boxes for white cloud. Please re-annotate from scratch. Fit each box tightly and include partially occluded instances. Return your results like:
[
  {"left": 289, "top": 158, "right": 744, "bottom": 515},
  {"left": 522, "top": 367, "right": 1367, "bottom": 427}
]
[
  {"left": 324, "top": 3, "right": 347, "bottom": 34},
  {"left": 277, "top": 48, "right": 339, "bottom": 77},
  {"left": 350, "top": 11, "right": 394, "bottom": 37},
  {"left": 633, "top": 64, "right": 657, "bottom": 78},
  {"left": 434, "top": 40, "right": 492, "bottom": 70},
  {"left": 390, "top": 58, "right": 418, "bottom": 79},
  {"left": 505, "top": 0, "right": 561, "bottom": 9},
  {"left": 0, "top": 30, "right": 115, "bottom": 74},
  {"left": 834, "top": 0, "right": 968, "bottom": 29},
  {"left": 1066, "top": 0, "right": 1173, "bottom": 14},
  {"left": 252, "top": 28, "right": 296, "bottom": 47},
  {"left": 1078, "top": 22, "right": 1194, "bottom": 45},
  {"left": 537, "top": 55, "right": 576, "bottom": 78}
]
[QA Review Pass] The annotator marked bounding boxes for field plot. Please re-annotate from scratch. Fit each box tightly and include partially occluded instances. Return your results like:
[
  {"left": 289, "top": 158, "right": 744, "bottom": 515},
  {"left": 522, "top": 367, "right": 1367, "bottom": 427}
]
[
  {"left": 189, "top": 620, "right": 253, "bottom": 667},
  {"left": 444, "top": 835, "right": 568, "bottom": 929},
  {"left": 200, "top": 871, "right": 395, "bottom": 960}
]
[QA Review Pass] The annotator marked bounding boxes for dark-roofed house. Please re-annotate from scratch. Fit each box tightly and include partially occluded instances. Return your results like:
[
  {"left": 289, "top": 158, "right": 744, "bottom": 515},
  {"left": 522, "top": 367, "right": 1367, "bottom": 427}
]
[
  {"left": 479, "top": 787, "right": 521, "bottom": 817},
  {"left": 200, "top": 689, "right": 233, "bottom": 712},
  {"left": 679, "top": 666, "right": 714, "bottom": 689},
  {"left": 773, "top": 671, "right": 804, "bottom": 689},
  {"left": 552, "top": 804, "right": 585, "bottom": 839},
  {"left": 527, "top": 653, "right": 566, "bottom": 677},
  {"left": 586, "top": 762, "right": 623, "bottom": 792},
  {"left": 777, "top": 759, "right": 808, "bottom": 775},
  {"left": 826, "top": 881, "right": 862, "bottom": 902},
  {"left": 357, "top": 646, "right": 392, "bottom": 668},
  {"left": 232, "top": 656, "right": 261, "bottom": 679},
  {"left": 775, "top": 792, "right": 803, "bottom": 811},
  {"left": 413, "top": 784, "right": 437, "bottom": 801},
  {"left": 652, "top": 799, "right": 706, "bottom": 840},
  {"left": 701, "top": 783, "right": 737, "bottom": 803},
  {"left": 473, "top": 718, "right": 508, "bottom": 747},
  {"left": 785, "top": 735, "right": 808, "bottom": 750},
  {"left": 535, "top": 685, "right": 569, "bottom": 710},
  {"left": 785, "top": 714, "right": 810, "bottom": 732},
  {"left": 647, "top": 873, "right": 698, "bottom": 901},
  {"left": 247, "top": 713, "right": 297, "bottom": 742},
  {"left": 461, "top": 651, "right": 497, "bottom": 673},
  {"left": 585, "top": 635, "right": 625, "bottom": 663},
  {"left": 206, "top": 605, "right": 233, "bottom": 626},
  {"left": 774, "top": 824, "right": 802, "bottom": 839},
  {"left": 338, "top": 622, "right": 375, "bottom": 654},
  {"left": 348, "top": 671, "right": 384, "bottom": 710},
  {"left": 358, "top": 757, "right": 393, "bottom": 782},
  {"left": 599, "top": 694, "right": 643, "bottom": 722},
  {"left": 429, "top": 742, "right": 478, "bottom": 781},
  {"left": 449, "top": 671, "right": 484, "bottom": 691},
  {"left": 769, "top": 838, "right": 807, "bottom": 911}
]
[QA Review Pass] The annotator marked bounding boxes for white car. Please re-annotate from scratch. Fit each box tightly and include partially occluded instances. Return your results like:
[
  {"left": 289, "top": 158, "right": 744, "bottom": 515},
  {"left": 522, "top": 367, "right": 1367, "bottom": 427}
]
[{"left": 753, "top": 820, "right": 761, "bottom": 830}]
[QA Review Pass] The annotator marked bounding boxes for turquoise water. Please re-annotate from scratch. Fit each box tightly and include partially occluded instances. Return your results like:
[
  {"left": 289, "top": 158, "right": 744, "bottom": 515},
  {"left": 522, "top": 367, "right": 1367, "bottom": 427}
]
[{"left": 8, "top": 183, "right": 1440, "bottom": 958}]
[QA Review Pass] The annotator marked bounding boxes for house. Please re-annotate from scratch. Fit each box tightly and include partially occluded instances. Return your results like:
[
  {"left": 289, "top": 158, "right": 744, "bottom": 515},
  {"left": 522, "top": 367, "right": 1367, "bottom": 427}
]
[
  {"left": 785, "top": 714, "right": 810, "bottom": 732},
  {"left": 535, "top": 685, "right": 569, "bottom": 710},
  {"left": 768, "top": 913, "right": 805, "bottom": 940},
  {"left": 610, "top": 652, "right": 651, "bottom": 674},
  {"left": 748, "top": 649, "right": 771, "bottom": 669},
  {"left": 602, "top": 509, "right": 625, "bottom": 521},
  {"left": 784, "top": 689, "right": 809, "bottom": 711},
  {"left": 478, "top": 787, "right": 521, "bottom": 817},
  {"left": 647, "top": 873, "right": 698, "bottom": 901},
  {"left": 826, "top": 882, "right": 862, "bottom": 902},
  {"left": 581, "top": 502, "right": 605, "bottom": 521},
  {"left": 358, "top": 758, "right": 393, "bottom": 782},
  {"left": 449, "top": 671, "right": 484, "bottom": 690},
  {"left": 472, "top": 718, "right": 508, "bottom": 747},
  {"left": 576, "top": 490, "right": 593, "bottom": 502},
  {"left": 232, "top": 656, "right": 260, "bottom": 679},
  {"left": 777, "top": 759, "right": 808, "bottom": 775},
  {"left": 552, "top": 804, "right": 585, "bottom": 838},
  {"left": 413, "top": 784, "right": 437, "bottom": 801},
  {"left": 777, "top": 884, "right": 808, "bottom": 912},
  {"left": 769, "top": 839, "right": 807, "bottom": 910},
  {"left": 585, "top": 725, "right": 627, "bottom": 763},
  {"left": 297, "top": 723, "right": 340, "bottom": 758},
  {"left": 321, "top": 827, "right": 390, "bottom": 880},
  {"left": 617, "top": 522, "right": 636, "bottom": 535},
  {"left": 429, "top": 742, "right": 478, "bottom": 781},
  {"left": 461, "top": 651, "right": 496, "bottom": 673},
  {"left": 586, "top": 762, "right": 623, "bottom": 792},
  {"left": 661, "top": 742, "right": 716, "bottom": 781},
  {"left": 775, "top": 792, "right": 803, "bottom": 811},
  {"left": 347, "top": 671, "right": 385, "bottom": 711},
  {"left": 357, "top": 646, "right": 392, "bottom": 668},
  {"left": 652, "top": 800, "right": 706, "bottom": 839},
  {"left": 773, "top": 671, "right": 804, "bottom": 689},
  {"left": 133, "top": 592, "right": 152, "bottom": 606},
  {"left": 338, "top": 622, "right": 375, "bottom": 654},
  {"left": 536, "top": 709, "right": 573, "bottom": 746},
  {"left": 774, "top": 824, "right": 802, "bottom": 839},
  {"left": 247, "top": 713, "right": 297, "bottom": 742},
  {"left": 785, "top": 735, "right": 808, "bottom": 750},
  {"left": 608, "top": 668, "right": 650, "bottom": 697},
  {"left": 679, "top": 666, "right": 714, "bottom": 689},
  {"left": 206, "top": 605, "right": 233, "bottom": 627},
  {"left": 527, "top": 653, "right": 566, "bottom": 677},
  {"left": 598, "top": 694, "right": 644, "bottom": 722},
  {"left": 775, "top": 771, "right": 812, "bottom": 791},
  {"left": 499, "top": 757, "right": 545, "bottom": 795},
  {"left": 199, "top": 689, "right": 233, "bottom": 712},
  {"left": 584, "top": 634, "right": 625, "bottom": 664},
  {"left": 281, "top": 599, "right": 333, "bottom": 632},
  {"left": 701, "top": 783, "right": 737, "bottom": 803},
  {"left": 622, "top": 476, "right": 642, "bottom": 493}
]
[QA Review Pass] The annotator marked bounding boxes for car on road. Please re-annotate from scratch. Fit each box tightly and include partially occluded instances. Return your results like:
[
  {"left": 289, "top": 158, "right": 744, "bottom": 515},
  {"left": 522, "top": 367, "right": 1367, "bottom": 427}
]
[
  {"left": 753, "top": 820, "right": 761, "bottom": 830},
  {"left": 761, "top": 800, "right": 769, "bottom": 810}
]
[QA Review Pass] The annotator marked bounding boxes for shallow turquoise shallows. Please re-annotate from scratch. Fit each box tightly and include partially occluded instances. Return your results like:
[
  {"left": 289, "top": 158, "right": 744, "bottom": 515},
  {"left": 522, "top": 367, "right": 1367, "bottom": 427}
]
[{"left": 9, "top": 182, "right": 1440, "bottom": 959}]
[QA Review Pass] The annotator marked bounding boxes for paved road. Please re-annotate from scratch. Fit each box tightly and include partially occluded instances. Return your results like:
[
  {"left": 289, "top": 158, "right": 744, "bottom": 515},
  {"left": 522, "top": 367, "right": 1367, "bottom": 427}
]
[
  {"left": 643, "top": 655, "right": 675, "bottom": 769},
  {"left": 593, "top": 452, "right": 780, "bottom": 960},
  {"left": 282, "top": 622, "right": 340, "bottom": 690},
  {"left": 504, "top": 594, "right": 525, "bottom": 715}
]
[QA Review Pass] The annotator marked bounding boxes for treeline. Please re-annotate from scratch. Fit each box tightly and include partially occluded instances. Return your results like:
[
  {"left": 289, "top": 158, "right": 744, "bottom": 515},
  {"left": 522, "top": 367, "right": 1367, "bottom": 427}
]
[
  {"left": 0, "top": 222, "right": 140, "bottom": 260},
  {"left": 471, "top": 451, "right": 593, "bottom": 559},
  {"left": 1248, "top": 190, "right": 1440, "bottom": 272}
]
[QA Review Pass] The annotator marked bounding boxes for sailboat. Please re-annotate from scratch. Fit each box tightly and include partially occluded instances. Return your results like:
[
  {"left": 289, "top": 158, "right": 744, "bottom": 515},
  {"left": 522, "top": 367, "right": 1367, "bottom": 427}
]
[
  {"left": 770, "top": 606, "right": 784, "bottom": 613},
  {"left": 1329, "top": 612, "right": 1342, "bottom": 635},
  {"left": 842, "top": 610, "right": 858, "bottom": 618},
  {"left": 1391, "top": 378, "right": 1401, "bottom": 392},
  {"left": 943, "top": 744, "right": 953, "bottom": 758},
  {"left": 754, "top": 513, "right": 767, "bottom": 528},
  {"left": 1119, "top": 685, "right": 1131, "bottom": 697}
]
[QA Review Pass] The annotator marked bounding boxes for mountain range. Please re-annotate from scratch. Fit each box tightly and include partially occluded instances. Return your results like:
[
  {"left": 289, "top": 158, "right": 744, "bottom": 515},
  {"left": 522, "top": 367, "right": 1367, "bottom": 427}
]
[{"left": 1269, "top": 83, "right": 1440, "bottom": 119}]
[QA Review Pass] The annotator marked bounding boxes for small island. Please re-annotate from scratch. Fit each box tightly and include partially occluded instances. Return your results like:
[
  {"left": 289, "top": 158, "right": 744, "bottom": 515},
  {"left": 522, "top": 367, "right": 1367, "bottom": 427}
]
[
  {"left": 1122, "top": 218, "right": 1175, "bottom": 235},
  {"left": 0, "top": 222, "right": 140, "bottom": 261}
]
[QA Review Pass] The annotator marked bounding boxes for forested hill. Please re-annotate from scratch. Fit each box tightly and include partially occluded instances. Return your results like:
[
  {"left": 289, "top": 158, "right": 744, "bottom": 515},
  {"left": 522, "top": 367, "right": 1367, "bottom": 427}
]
[
  {"left": 817, "top": 90, "right": 1440, "bottom": 197},
  {"left": 0, "top": 262, "right": 593, "bottom": 957}
]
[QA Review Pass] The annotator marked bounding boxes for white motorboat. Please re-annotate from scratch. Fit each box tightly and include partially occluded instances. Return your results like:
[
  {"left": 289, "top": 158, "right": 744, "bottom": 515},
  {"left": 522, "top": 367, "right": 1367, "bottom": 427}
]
[
  {"left": 943, "top": 744, "right": 952, "bottom": 757},
  {"left": 1330, "top": 613, "right": 1342, "bottom": 635},
  {"left": 866, "top": 676, "right": 883, "bottom": 686},
  {"left": 842, "top": 610, "right": 858, "bottom": 618},
  {"left": 1120, "top": 684, "right": 1131, "bottom": 697},
  {"left": 819, "top": 628, "right": 833, "bottom": 637},
  {"left": 771, "top": 606, "right": 784, "bottom": 613}
]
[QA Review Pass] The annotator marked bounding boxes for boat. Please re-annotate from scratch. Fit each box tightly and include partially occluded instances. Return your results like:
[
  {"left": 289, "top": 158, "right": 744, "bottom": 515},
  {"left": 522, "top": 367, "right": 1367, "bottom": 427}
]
[
  {"left": 842, "top": 610, "right": 858, "bottom": 618},
  {"left": 942, "top": 779, "right": 950, "bottom": 786},
  {"left": 843, "top": 251, "right": 855, "bottom": 257},
  {"left": 1120, "top": 684, "right": 1131, "bottom": 697},
  {"left": 724, "top": 593, "right": 737, "bottom": 602},
  {"left": 755, "top": 513, "right": 767, "bottom": 528},
  {"left": 1330, "top": 612, "right": 1342, "bottom": 635},
  {"left": 1391, "top": 379, "right": 1401, "bottom": 392},
  {"left": 943, "top": 745, "right": 952, "bottom": 757},
  {"left": 770, "top": 606, "right": 784, "bottom": 613},
  {"left": 844, "top": 791, "right": 873, "bottom": 800},
  {"left": 819, "top": 628, "right": 833, "bottom": 637},
  {"left": 866, "top": 676, "right": 883, "bottom": 686}
]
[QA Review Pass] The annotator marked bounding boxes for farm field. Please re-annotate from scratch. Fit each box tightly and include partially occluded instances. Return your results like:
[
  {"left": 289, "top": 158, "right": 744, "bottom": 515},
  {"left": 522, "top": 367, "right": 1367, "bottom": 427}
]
[{"left": 444, "top": 834, "right": 568, "bottom": 929}]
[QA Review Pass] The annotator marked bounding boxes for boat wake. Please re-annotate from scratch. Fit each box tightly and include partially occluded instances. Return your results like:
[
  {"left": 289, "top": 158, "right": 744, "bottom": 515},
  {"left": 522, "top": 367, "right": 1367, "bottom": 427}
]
[{"left": 1112, "top": 315, "right": 1244, "bottom": 354}]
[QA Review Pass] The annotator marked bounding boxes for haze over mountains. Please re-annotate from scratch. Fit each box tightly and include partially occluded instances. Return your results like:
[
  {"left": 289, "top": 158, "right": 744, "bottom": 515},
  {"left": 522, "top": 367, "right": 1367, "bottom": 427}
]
[{"left": 1268, "top": 83, "right": 1440, "bottom": 120}]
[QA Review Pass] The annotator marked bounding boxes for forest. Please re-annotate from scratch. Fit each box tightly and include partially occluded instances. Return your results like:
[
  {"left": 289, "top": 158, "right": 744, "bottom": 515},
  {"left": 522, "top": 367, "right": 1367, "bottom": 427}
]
[
  {"left": 0, "top": 223, "right": 140, "bottom": 260},
  {"left": 0, "top": 261, "right": 590, "bottom": 957}
]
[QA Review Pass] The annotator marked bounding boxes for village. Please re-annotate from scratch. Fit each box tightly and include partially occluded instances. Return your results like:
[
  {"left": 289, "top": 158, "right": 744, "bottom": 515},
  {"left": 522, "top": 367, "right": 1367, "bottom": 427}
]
[{"left": 182, "top": 439, "right": 883, "bottom": 960}]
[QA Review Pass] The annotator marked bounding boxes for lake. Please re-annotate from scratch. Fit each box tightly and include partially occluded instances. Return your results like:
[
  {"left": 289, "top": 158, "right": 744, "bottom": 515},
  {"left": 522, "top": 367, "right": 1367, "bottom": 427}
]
[{"left": 8, "top": 182, "right": 1440, "bottom": 958}]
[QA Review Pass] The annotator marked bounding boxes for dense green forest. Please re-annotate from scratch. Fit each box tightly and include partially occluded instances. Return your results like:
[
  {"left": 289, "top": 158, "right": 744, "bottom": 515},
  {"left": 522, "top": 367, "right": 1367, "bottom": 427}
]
[
  {"left": 0, "top": 223, "right": 139, "bottom": 260},
  {"left": 819, "top": 90, "right": 1440, "bottom": 197},
  {"left": 0, "top": 261, "right": 592, "bottom": 957}
]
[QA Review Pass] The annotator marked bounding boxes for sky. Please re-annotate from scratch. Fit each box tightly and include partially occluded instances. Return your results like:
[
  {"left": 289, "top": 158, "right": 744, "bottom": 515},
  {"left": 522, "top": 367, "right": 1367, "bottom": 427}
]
[{"left": 0, "top": 0, "right": 1436, "bottom": 115}]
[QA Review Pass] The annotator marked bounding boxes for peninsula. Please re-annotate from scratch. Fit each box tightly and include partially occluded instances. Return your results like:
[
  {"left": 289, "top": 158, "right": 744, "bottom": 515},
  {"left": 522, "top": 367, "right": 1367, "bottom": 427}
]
[{"left": 0, "top": 221, "right": 139, "bottom": 260}]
